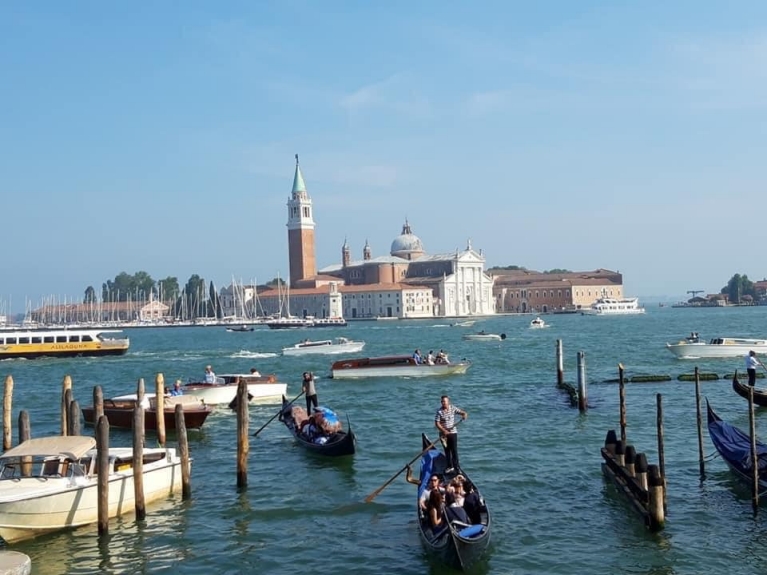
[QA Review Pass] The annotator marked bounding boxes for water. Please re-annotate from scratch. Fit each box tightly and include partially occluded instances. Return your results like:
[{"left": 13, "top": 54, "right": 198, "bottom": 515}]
[{"left": 4, "top": 307, "right": 767, "bottom": 574}]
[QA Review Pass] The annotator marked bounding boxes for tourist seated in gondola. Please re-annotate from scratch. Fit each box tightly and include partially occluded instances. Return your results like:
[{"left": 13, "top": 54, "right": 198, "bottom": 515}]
[
  {"left": 427, "top": 489, "right": 446, "bottom": 531},
  {"left": 462, "top": 480, "right": 482, "bottom": 525},
  {"left": 413, "top": 473, "right": 444, "bottom": 510}
]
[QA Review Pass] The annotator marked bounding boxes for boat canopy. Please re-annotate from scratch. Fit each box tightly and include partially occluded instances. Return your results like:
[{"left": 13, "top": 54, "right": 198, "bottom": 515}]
[{"left": 1, "top": 436, "right": 96, "bottom": 460}]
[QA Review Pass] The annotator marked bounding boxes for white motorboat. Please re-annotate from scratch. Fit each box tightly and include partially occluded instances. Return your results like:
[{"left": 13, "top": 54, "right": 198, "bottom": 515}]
[
  {"left": 184, "top": 373, "right": 287, "bottom": 404},
  {"left": 462, "top": 331, "right": 506, "bottom": 341},
  {"left": 581, "top": 297, "right": 645, "bottom": 316},
  {"left": 331, "top": 356, "right": 471, "bottom": 379},
  {"left": 282, "top": 337, "right": 365, "bottom": 356},
  {"left": 529, "top": 317, "right": 547, "bottom": 329},
  {"left": 0, "top": 436, "right": 185, "bottom": 543},
  {"left": 265, "top": 317, "right": 315, "bottom": 329},
  {"left": 666, "top": 334, "right": 767, "bottom": 359},
  {"left": 451, "top": 320, "right": 476, "bottom": 327}
]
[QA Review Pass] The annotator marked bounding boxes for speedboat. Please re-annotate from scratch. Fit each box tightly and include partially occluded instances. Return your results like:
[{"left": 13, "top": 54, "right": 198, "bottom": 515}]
[
  {"left": 529, "top": 317, "right": 547, "bottom": 329},
  {"left": 451, "top": 320, "right": 476, "bottom": 327},
  {"left": 331, "top": 356, "right": 471, "bottom": 379},
  {"left": 581, "top": 297, "right": 645, "bottom": 316},
  {"left": 183, "top": 373, "right": 287, "bottom": 404},
  {"left": 0, "top": 328, "right": 129, "bottom": 360},
  {"left": 0, "top": 436, "right": 185, "bottom": 543},
  {"left": 265, "top": 317, "right": 315, "bottom": 329},
  {"left": 666, "top": 335, "right": 767, "bottom": 359},
  {"left": 226, "top": 325, "right": 254, "bottom": 332},
  {"left": 462, "top": 331, "right": 506, "bottom": 341},
  {"left": 82, "top": 394, "right": 212, "bottom": 430},
  {"left": 282, "top": 337, "right": 365, "bottom": 356}
]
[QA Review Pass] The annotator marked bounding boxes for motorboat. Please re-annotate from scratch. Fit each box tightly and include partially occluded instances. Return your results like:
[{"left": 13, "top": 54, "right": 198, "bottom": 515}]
[
  {"left": 331, "top": 356, "right": 471, "bottom": 379},
  {"left": 529, "top": 317, "right": 547, "bottom": 329},
  {"left": 82, "top": 394, "right": 212, "bottom": 430},
  {"left": 581, "top": 297, "right": 646, "bottom": 316},
  {"left": 451, "top": 320, "right": 476, "bottom": 327},
  {"left": 666, "top": 334, "right": 767, "bottom": 359},
  {"left": 183, "top": 373, "right": 287, "bottom": 405},
  {"left": 0, "top": 436, "right": 185, "bottom": 543},
  {"left": 462, "top": 331, "right": 506, "bottom": 342},
  {"left": 0, "top": 328, "right": 129, "bottom": 360},
  {"left": 226, "top": 325, "right": 254, "bottom": 332},
  {"left": 265, "top": 317, "right": 315, "bottom": 329},
  {"left": 282, "top": 337, "right": 365, "bottom": 356},
  {"left": 310, "top": 317, "right": 348, "bottom": 328}
]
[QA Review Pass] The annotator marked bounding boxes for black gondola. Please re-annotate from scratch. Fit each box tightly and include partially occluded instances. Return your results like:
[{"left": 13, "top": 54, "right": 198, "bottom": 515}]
[
  {"left": 731, "top": 371, "right": 767, "bottom": 407},
  {"left": 416, "top": 434, "right": 491, "bottom": 571},
  {"left": 277, "top": 395, "right": 356, "bottom": 456},
  {"left": 706, "top": 400, "right": 767, "bottom": 490}
]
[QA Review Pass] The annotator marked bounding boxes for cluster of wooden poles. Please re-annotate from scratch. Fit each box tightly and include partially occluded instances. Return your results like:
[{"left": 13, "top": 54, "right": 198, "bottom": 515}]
[{"left": 555, "top": 339, "right": 588, "bottom": 411}]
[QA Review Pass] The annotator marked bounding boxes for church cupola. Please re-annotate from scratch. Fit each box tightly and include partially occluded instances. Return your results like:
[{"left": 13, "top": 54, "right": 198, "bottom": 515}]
[
  {"left": 363, "top": 239, "right": 372, "bottom": 261},
  {"left": 342, "top": 237, "right": 351, "bottom": 268}
]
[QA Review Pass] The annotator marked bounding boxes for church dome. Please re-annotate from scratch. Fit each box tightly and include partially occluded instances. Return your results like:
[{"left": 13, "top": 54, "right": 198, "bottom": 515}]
[{"left": 390, "top": 220, "right": 425, "bottom": 260}]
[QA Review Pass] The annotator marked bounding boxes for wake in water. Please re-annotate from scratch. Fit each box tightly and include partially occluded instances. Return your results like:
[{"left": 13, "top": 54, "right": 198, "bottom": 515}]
[{"left": 231, "top": 350, "right": 279, "bottom": 359}]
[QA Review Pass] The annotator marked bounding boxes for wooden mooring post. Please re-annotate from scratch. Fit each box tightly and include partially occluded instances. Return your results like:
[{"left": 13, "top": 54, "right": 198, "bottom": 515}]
[
  {"left": 236, "top": 378, "right": 249, "bottom": 488},
  {"left": 96, "top": 415, "right": 110, "bottom": 535},
  {"left": 694, "top": 367, "right": 705, "bottom": 477},
  {"left": 93, "top": 386, "right": 104, "bottom": 427},
  {"left": 556, "top": 340, "right": 564, "bottom": 386},
  {"left": 748, "top": 386, "right": 759, "bottom": 512},
  {"left": 60, "top": 375, "right": 72, "bottom": 436},
  {"left": 577, "top": 351, "right": 587, "bottom": 412},
  {"left": 68, "top": 400, "right": 81, "bottom": 436},
  {"left": 175, "top": 404, "right": 192, "bottom": 499},
  {"left": 155, "top": 373, "right": 166, "bottom": 447},
  {"left": 3, "top": 375, "right": 13, "bottom": 451},
  {"left": 18, "top": 410, "right": 31, "bottom": 476},
  {"left": 134, "top": 378, "right": 146, "bottom": 521},
  {"left": 656, "top": 393, "right": 667, "bottom": 512},
  {"left": 618, "top": 364, "right": 626, "bottom": 444}
]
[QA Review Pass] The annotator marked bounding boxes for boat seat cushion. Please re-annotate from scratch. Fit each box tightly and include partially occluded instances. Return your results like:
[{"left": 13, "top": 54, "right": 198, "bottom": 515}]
[{"left": 457, "top": 524, "right": 484, "bottom": 538}]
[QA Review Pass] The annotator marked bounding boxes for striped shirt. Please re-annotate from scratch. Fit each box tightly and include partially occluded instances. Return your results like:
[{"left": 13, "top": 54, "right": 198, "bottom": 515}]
[{"left": 435, "top": 405, "right": 461, "bottom": 434}]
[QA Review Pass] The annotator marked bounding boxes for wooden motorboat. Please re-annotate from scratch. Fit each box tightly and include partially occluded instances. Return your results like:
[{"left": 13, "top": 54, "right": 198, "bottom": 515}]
[
  {"left": 0, "top": 328, "right": 129, "bottom": 360},
  {"left": 416, "top": 433, "right": 491, "bottom": 571},
  {"left": 0, "top": 436, "right": 185, "bottom": 543},
  {"left": 277, "top": 395, "right": 356, "bottom": 456},
  {"left": 731, "top": 371, "right": 767, "bottom": 407},
  {"left": 184, "top": 373, "right": 287, "bottom": 405},
  {"left": 330, "top": 356, "right": 471, "bottom": 379},
  {"left": 462, "top": 331, "right": 506, "bottom": 342},
  {"left": 707, "top": 400, "right": 767, "bottom": 490},
  {"left": 667, "top": 335, "right": 767, "bottom": 359},
  {"left": 282, "top": 337, "right": 365, "bottom": 356},
  {"left": 81, "top": 394, "right": 212, "bottom": 431}
]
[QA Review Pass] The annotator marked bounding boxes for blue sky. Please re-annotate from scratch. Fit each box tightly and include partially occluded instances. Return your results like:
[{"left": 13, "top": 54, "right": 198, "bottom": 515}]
[{"left": 2, "top": 1, "right": 766, "bottom": 313}]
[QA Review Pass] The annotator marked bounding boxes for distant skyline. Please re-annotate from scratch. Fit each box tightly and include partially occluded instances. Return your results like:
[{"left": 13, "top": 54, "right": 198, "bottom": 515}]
[{"left": 2, "top": 2, "right": 766, "bottom": 313}]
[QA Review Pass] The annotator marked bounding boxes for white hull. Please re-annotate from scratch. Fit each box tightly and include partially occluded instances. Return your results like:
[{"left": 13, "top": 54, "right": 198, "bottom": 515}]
[
  {"left": 582, "top": 297, "right": 645, "bottom": 315},
  {"left": 184, "top": 382, "right": 287, "bottom": 405},
  {"left": 463, "top": 334, "right": 503, "bottom": 341},
  {"left": 666, "top": 339, "right": 767, "bottom": 359},
  {"left": 0, "top": 447, "right": 182, "bottom": 543},
  {"left": 332, "top": 363, "right": 470, "bottom": 379},
  {"left": 282, "top": 341, "right": 365, "bottom": 356}
]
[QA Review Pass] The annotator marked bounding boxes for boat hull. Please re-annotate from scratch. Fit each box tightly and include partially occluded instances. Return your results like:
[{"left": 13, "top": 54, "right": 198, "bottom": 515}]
[
  {"left": 282, "top": 342, "right": 365, "bottom": 356},
  {"left": 331, "top": 363, "right": 470, "bottom": 379},
  {"left": 81, "top": 404, "right": 212, "bottom": 430},
  {"left": 183, "top": 382, "right": 287, "bottom": 405},
  {"left": 0, "top": 449, "right": 183, "bottom": 543},
  {"left": 667, "top": 340, "right": 767, "bottom": 359},
  {"left": 731, "top": 373, "right": 767, "bottom": 407}
]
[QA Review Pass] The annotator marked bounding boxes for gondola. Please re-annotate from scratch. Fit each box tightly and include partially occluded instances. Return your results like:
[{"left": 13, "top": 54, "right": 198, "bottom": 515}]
[
  {"left": 706, "top": 400, "right": 767, "bottom": 489},
  {"left": 731, "top": 371, "right": 767, "bottom": 407},
  {"left": 416, "top": 433, "right": 491, "bottom": 571},
  {"left": 277, "top": 395, "right": 356, "bottom": 456}
]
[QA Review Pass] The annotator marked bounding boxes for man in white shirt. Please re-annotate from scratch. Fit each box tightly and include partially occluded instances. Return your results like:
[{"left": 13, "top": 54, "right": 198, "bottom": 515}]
[{"left": 204, "top": 365, "right": 217, "bottom": 383}]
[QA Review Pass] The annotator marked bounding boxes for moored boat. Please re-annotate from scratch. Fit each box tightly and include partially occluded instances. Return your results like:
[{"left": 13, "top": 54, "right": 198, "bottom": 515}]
[
  {"left": 416, "top": 433, "right": 491, "bottom": 570},
  {"left": 81, "top": 394, "right": 212, "bottom": 430},
  {"left": 331, "top": 355, "right": 470, "bottom": 379},
  {"left": 0, "top": 436, "right": 185, "bottom": 543},
  {"left": 277, "top": 395, "right": 356, "bottom": 456},
  {"left": 666, "top": 334, "right": 767, "bottom": 359},
  {"left": 0, "top": 329, "right": 129, "bottom": 360},
  {"left": 282, "top": 337, "right": 365, "bottom": 356},
  {"left": 184, "top": 373, "right": 287, "bottom": 405},
  {"left": 731, "top": 371, "right": 767, "bottom": 407},
  {"left": 462, "top": 332, "right": 506, "bottom": 342},
  {"left": 265, "top": 317, "right": 315, "bottom": 329}
]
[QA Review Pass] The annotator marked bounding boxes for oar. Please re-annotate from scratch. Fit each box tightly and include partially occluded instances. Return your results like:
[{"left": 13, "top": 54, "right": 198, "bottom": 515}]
[
  {"left": 252, "top": 391, "right": 305, "bottom": 437},
  {"left": 364, "top": 419, "right": 464, "bottom": 503}
]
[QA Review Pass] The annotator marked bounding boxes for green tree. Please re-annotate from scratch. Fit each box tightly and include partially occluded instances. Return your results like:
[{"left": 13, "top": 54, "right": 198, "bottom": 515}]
[
  {"left": 721, "top": 274, "right": 756, "bottom": 303},
  {"left": 209, "top": 281, "right": 223, "bottom": 319},
  {"left": 488, "top": 265, "right": 527, "bottom": 272},
  {"left": 544, "top": 269, "right": 571, "bottom": 274},
  {"left": 157, "top": 276, "right": 180, "bottom": 302},
  {"left": 184, "top": 275, "right": 206, "bottom": 318},
  {"left": 83, "top": 286, "right": 97, "bottom": 303}
]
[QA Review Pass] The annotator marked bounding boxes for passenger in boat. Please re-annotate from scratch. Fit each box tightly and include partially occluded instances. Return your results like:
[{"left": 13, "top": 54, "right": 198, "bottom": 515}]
[
  {"left": 413, "top": 473, "right": 444, "bottom": 510},
  {"left": 427, "top": 489, "right": 445, "bottom": 530},
  {"left": 171, "top": 380, "right": 184, "bottom": 396},
  {"left": 435, "top": 395, "right": 468, "bottom": 474},
  {"left": 435, "top": 350, "right": 449, "bottom": 364},
  {"left": 302, "top": 371, "right": 318, "bottom": 413},
  {"left": 249, "top": 367, "right": 262, "bottom": 377},
  {"left": 462, "top": 480, "right": 482, "bottom": 524},
  {"left": 426, "top": 350, "right": 435, "bottom": 365},
  {"left": 746, "top": 350, "right": 763, "bottom": 387},
  {"left": 204, "top": 365, "right": 217, "bottom": 384},
  {"left": 413, "top": 349, "right": 423, "bottom": 364},
  {"left": 163, "top": 386, "right": 171, "bottom": 397}
]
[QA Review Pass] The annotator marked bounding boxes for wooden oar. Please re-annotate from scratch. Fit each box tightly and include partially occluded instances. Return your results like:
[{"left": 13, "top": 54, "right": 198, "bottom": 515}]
[
  {"left": 364, "top": 419, "right": 464, "bottom": 503},
  {"left": 252, "top": 391, "right": 305, "bottom": 437}
]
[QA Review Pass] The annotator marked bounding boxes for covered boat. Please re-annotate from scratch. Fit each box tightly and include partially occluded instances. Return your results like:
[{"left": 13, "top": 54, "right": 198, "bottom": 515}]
[
  {"left": 282, "top": 337, "right": 365, "bottom": 356},
  {"left": 183, "top": 373, "right": 287, "bottom": 404},
  {"left": 416, "top": 434, "right": 491, "bottom": 571},
  {"left": 667, "top": 335, "right": 767, "bottom": 359},
  {"left": 82, "top": 394, "right": 212, "bottom": 431},
  {"left": 277, "top": 396, "right": 356, "bottom": 456},
  {"left": 0, "top": 329, "right": 129, "bottom": 360},
  {"left": 706, "top": 400, "right": 767, "bottom": 490},
  {"left": 330, "top": 356, "right": 471, "bottom": 379},
  {"left": 0, "top": 436, "right": 186, "bottom": 543},
  {"left": 731, "top": 371, "right": 767, "bottom": 407}
]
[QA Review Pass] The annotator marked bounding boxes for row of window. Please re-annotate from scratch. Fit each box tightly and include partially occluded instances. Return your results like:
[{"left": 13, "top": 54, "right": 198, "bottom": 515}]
[
  {"left": 507, "top": 290, "right": 572, "bottom": 298},
  {"left": 2, "top": 335, "right": 95, "bottom": 345}
]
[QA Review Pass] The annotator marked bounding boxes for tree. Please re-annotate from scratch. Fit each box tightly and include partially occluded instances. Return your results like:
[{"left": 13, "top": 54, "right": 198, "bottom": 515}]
[
  {"left": 487, "top": 265, "right": 527, "bottom": 272},
  {"left": 83, "top": 286, "right": 97, "bottom": 304},
  {"left": 184, "top": 275, "right": 206, "bottom": 318},
  {"left": 721, "top": 274, "right": 756, "bottom": 304},
  {"left": 209, "top": 281, "right": 223, "bottom": 319},
  {"left": 544, "top": 269, "right": 571, "bottom": 274},
  {"left": 157, "top": 276, "right": 180, "bottom": 302}
]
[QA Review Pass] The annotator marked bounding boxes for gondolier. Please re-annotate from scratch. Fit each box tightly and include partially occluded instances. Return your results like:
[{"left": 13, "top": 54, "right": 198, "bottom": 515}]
[
  {"left": 745, "top": 350, "right": 763, "bottom": 387},
  {"left": 434, "top": 395, "right": 467, "bottom": 473}
]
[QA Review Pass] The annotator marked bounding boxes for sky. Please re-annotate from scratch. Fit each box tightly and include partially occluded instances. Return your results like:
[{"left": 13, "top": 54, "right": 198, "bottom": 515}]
[{"left": 2, "top": 1, "right": 766, "bottom": 313}]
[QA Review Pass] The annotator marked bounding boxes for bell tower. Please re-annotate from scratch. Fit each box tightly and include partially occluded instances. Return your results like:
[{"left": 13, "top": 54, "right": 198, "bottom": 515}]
[{"left": 286, "top": 154, "right": 316, "bottom": 287}]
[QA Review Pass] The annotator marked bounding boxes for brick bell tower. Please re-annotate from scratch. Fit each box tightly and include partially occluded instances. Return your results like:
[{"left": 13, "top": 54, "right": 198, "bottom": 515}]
[{"left": 287, "top": 154, "right": 316, "bottom": 287}]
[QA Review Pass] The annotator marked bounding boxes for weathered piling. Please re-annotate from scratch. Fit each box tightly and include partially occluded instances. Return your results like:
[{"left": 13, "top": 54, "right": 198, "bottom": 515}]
[
  {"left": 648, "top": 465, "right": 665, "bottom": 529},
  {"left": 68, "top": 400, "right": 81, "bottom": 436},
  {"left": 556, "top": 339, "right": 564, "bottom": 386},
  {"left": 60, "top": 375, "right": 72, "bottom": 436},
  {"left": 635, "top": 453, "right": 649, "bottom": 491},
  {"left": 236, "top": 378, "right": 249, "bottom": 488},
  {"left": 577, "top": 351, "right": 587, "bottom": 412},
  {"left": 96, "top": 415, "right": 110, "bottom": 535},
  {"left": 18, "top": 411, "right": 31, "bottom": 476},
  {"left": 175, "top": 404, "right": 192, "bottom": 499},
  {"left": 155, "top": 373, "right": 166, "bottom": 447},
  {"left": 134, "top": 380, "right": 146, "bottom": 521},
  {"left": 93, "top": 386, "right": 104, "bottom": 426},
  {"left": 656, "top": 393, "right": 667, "bottom": 511},
  {"left": 3, "top": 375, "right": 13, "bottom": 451},
  {"left": 748, "top": 385, "right": 759, "bottom": 512},
  {"left": 63, "top": 389, "right": 73, "bottom": 437},
  {"left": 619, "top": 364, "right": 627, "bottom": 444},
  {"left": 625, "top": 446, "right": 636, "bottom": 477},
  {"left": 694, "top": 367, "right": 705, "bottom": 476}
]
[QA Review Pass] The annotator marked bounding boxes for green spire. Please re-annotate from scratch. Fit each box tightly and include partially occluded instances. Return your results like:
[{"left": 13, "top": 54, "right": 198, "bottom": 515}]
[{"left": 292, "top": 154, "right": 307, "bottom": 194}]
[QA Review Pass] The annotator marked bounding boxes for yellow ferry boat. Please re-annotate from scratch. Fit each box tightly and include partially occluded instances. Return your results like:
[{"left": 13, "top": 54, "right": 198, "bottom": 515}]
[{"left": 0, "top": 329, "right": 130, "bottom": 359}]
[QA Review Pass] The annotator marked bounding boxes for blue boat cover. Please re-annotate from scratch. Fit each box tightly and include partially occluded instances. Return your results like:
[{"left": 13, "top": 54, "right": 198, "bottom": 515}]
[
  {"left": 458, "top": 524, "right": 484, "bottom": 538},
  {"left": 708, "top": 408, "right": 767, "bottom": 473},
  {"left": 417, "top": 447, "right": 441, "bottom": 500},
  {"left": 314, "top": 406, "right": 339, "bottom": 425}
]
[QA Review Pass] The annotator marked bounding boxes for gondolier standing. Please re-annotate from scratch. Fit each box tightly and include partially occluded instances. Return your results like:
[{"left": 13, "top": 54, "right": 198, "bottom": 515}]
[
  {"left": 435, "top": 395, "right": 467, "bottom": 474},
  {"left": 746, "top": 350, "right": 763, "bottom": 387},
  {"left": 302, "top": 371, "right": 318, "bottom": 413}
]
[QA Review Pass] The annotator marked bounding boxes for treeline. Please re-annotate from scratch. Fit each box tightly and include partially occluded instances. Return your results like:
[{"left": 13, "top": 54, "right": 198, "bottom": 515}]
[
  {"left": 720, "top": 274, "right": 764, "bottom": 303},
  {"left": 487, "top": 265, "right": 572, "bottom": 274}
]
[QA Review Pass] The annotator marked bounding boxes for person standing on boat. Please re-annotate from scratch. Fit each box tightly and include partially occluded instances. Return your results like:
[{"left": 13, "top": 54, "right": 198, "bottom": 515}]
[
  {"left": 204, "top": 365, "right": 216, "bottom": 383},
  {"left": 171, "top": 380, "right": 184, "bottom": 396},
  {"left": 435, "top": 395, "right": 467, "bottom": 474},
  {"left": 746, "top": 350, "right": 763, "bottom": 386},
  {"left": 302, "top": 371, "right": 318, "bottom": 413}
]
